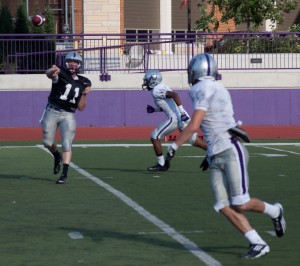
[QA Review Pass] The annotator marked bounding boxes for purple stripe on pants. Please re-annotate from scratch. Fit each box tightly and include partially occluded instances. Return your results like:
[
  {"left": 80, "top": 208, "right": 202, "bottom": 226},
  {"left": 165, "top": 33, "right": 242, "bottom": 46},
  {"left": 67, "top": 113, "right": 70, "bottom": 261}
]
[{"left": 231, "top": 138, "right": 247, "bottom": 194}]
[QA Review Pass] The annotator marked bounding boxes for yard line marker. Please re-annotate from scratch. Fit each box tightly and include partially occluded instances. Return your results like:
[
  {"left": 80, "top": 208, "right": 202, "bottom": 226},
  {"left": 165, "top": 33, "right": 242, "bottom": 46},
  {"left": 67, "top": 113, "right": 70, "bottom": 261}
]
[
  {"left": 69, "top": 161, "right": 222, "bottom": 266},
  {"left": 266, "top": 231, "right": 277, "bottom": 237},
  {"left": 68, "top": 231, "right": 84, "bottom": 239},
  {"left": 138, "top": 230, "right": 204, "bottom": 235},
  {"left": 254, "top": 145, "right": 300, "bottom": 155}
]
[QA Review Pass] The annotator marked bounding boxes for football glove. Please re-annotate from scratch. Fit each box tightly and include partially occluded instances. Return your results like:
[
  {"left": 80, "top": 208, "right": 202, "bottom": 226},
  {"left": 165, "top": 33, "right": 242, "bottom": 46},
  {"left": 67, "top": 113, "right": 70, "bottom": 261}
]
[
  {"left": 180, "top": 112, "right": 190, "bottom": 122},
  {"left": 147, "top": 105, "right": 155, "bottom": 113},
  {"left": 200, "top": 156, "right": 209, "bottom": 171}
]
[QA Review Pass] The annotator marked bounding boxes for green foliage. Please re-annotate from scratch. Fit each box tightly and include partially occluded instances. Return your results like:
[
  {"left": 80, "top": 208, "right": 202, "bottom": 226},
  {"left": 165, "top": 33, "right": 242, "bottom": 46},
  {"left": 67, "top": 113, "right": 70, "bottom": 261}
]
[
  {"left": 44, "top": 5, "right": 56, "bottom": 34},
  {"left": 0, "top": 0, "right": 15, "bottom": 71},
  {"left": 206, "top": 32, "right": 300, "bottom": 54},
  {"left": 195, "top": 1, "right": 218, "bottom": 32},
  {"left": 15, "top": 0, "right": 30, "bottom": 34},
  {"left": 196, "top": 0, "right": 297, "bottom": 32},
  {"left": 289, "top": 23, "right": 300, "bottom": 32},
  {"left": 0, "top": 0, "right": 14, "bottom": 34}
]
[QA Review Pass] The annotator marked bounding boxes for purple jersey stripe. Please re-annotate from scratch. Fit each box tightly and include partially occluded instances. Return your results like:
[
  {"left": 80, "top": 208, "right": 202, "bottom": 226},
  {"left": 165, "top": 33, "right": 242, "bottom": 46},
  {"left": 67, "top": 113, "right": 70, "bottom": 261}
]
[
  {"left": 231, "top": 138, "right": 247, "bottom": 194},
  {"left": 156, "top": 117, "right": 173, "bottom": 140}
]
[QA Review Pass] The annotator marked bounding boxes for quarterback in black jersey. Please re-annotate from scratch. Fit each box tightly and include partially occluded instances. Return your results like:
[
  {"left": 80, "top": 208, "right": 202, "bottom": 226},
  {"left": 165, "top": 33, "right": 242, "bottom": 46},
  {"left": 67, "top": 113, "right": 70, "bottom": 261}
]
[{"left": 40, "top": 51, "right": 91, "bottom": 184}]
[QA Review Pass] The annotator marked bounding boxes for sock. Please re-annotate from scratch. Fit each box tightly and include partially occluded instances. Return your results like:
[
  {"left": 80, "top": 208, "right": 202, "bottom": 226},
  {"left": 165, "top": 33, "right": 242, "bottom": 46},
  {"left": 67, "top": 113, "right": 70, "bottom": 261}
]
[
  {"left": 62, "top": 164, "right": 69, "bottom": 177},
  {"left": 53, "top": 150, "right": 61, "bottom": 161},
  {"left": 244, "top": 229, "right": 266, "bottom": 245},
  {"left": 263, "top": 202, "right": 280, "bottom": 219},
  {"left": 157, "top": 155, "right": 165, "bottom": 166}
]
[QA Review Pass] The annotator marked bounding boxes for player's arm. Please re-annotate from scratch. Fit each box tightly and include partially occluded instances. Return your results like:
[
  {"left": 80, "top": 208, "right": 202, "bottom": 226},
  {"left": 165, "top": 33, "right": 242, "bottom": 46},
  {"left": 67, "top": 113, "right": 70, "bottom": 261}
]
[
  {"left": 166, "top": 91, "right": 190, "bottom": 121},
  {"left": 167, "top": 109, "right": 205, "bottom": 157},
  {"left": 77, "top": 86, "right": 91, "bottom": 111},
  {"left": 166, "top": 91, "right": 181, "bottom": 106},
  {"left": 46, "top": 65, "right": 60, "bottom": 80},
  {"left": 176, "top": 109, "right": 205, "bottom": 146}
]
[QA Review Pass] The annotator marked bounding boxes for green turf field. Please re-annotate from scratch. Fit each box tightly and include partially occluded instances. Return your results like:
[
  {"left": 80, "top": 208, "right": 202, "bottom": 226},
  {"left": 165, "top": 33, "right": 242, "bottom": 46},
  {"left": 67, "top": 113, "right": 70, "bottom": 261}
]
[{"left": 0, "top": 140, "right": 299, "bottom": 266}]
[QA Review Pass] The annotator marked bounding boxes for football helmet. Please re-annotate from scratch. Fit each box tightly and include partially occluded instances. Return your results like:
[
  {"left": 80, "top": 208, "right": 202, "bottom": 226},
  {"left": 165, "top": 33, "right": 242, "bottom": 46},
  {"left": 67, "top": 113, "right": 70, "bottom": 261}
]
[
  {"left": 64, "top": 51, "right": 82, "bottom": 74},
  {"left": 188, "top": 53, "right": 218, "bottom": 85},
  {"left": 142, "top": 70, "right": 162, "bottom": 90}
]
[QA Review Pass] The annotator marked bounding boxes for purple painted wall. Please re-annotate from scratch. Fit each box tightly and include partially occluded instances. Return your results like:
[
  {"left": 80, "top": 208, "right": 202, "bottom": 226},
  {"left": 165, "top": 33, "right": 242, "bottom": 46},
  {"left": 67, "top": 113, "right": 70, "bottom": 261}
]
[{"left": 0, "top": 89, "right": 299, "bottom": 128}]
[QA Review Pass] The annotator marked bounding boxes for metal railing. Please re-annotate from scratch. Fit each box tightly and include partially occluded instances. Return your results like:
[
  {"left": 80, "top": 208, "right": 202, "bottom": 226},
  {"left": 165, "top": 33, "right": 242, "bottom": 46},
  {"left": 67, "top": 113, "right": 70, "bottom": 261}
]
[{"left": 0, "top": 32, "right": 299, "bottom": 77}]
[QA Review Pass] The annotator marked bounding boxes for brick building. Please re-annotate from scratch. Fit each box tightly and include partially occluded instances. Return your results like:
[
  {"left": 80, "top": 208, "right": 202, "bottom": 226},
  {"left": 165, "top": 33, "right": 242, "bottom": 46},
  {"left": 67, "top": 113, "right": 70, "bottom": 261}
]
[{"left": 4, "top": 0, "right": 300, "bottom": 34}]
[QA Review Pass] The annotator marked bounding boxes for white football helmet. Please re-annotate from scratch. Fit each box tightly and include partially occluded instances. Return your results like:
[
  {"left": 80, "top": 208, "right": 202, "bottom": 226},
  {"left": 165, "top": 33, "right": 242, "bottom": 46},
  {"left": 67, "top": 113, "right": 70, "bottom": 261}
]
[
  {"left": 142, "top": 70, "right": 162, "bottom": 90},
  {"left": 188, "top": 53, "right": 218, "bottom": 85},
  {"left": 64, "top": 51, "right": 82, "bottom": 73}
]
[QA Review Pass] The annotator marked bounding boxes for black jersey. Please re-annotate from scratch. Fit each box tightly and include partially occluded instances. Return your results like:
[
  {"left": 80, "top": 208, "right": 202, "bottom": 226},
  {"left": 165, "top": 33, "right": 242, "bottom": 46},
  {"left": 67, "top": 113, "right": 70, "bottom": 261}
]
[{"left": 48, "top": 68, "right": 92, "bottom": 112}]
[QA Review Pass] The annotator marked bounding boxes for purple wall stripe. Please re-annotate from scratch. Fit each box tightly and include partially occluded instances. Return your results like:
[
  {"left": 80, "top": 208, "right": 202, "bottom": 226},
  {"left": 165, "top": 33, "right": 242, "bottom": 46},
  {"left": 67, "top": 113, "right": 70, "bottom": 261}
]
[{"left": 0, "top": 89, "right": 299, "bottom": 128}]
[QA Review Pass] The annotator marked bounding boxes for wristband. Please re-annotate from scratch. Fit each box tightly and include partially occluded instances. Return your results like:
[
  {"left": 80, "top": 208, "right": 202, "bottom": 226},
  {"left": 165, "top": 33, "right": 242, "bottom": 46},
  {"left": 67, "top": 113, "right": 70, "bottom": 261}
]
[{"left": 178, "top": 105, "right": 184, "bottom": 113}]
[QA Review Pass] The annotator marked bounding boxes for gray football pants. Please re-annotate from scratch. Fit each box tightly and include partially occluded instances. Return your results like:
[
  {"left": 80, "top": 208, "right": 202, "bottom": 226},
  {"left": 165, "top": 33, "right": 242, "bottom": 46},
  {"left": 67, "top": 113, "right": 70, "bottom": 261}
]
[{"left": 41, "top": 106, "right": 76, "bottom": 152}]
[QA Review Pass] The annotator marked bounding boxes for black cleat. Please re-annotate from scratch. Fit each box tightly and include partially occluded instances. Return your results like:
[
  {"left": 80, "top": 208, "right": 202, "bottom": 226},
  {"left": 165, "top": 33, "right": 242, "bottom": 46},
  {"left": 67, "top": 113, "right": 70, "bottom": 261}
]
[
  {"left": 272, "top": 203, "right": 286, "bottom": 237},
  {"left": 56, "top": 174, "right": 67, "bottom": 184},
  {"left": 241, "top": 244, "right": 270, "bottom": 259},
  {"left": 53, "top": 153, "right": 62, "bottom": 175},
  {"left": 147, "top": 163, "right": 169, "bottom": 172}
]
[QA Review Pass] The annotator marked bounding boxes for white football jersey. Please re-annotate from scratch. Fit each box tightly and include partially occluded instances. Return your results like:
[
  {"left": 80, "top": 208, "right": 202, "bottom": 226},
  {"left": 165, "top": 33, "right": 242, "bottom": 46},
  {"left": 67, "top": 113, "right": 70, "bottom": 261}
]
[
  {"left": 189, "top": 77, "right": 236, "bottom": 156},
  {"left": 151, "top": 83, "right": 181, "bottom": 120}
]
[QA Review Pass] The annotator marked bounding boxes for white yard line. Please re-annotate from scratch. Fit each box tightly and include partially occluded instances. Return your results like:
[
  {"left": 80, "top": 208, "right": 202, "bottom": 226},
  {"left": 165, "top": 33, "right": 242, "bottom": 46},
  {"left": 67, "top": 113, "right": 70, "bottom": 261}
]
[
  {"left": 1, "top": 142, "right": 300, "bottom": 149},
  {"left": 6, "top": 142, "right": 299, "bottom": 265},
  {"left": 36, "top": 145, "right": 222, "bottom": 266},
  {"left": 70, "top": 162, "right": 222, "bottom": 266}
]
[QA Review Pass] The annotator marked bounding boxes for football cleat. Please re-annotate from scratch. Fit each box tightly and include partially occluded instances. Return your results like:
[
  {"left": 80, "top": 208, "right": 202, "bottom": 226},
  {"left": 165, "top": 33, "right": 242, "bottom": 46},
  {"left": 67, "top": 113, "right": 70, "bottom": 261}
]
[
  {"left": 147, "top": 162, "right": 169, "bottom": 172},
  {"left": 241, "top": 244, "right": 270, "bottom": 259},
  {"left": 56, "top": 174, "right": 67, "bottom": 184},
  {"left": 53, "top": 153, "right": 62, "bottom": 175},
  {"left": 272, "top": 203, "right": 286, "bottom": 237}
]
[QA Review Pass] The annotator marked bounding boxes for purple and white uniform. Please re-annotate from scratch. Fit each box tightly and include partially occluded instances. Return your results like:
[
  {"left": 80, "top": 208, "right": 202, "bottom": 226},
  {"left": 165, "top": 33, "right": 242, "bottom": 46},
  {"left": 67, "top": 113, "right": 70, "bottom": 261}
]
[
  {"left": 190, "top": 76, "right": 250, "bottom": 211},
  {"left": 150, "top": 83, "right": 197, "bottom": 144}
]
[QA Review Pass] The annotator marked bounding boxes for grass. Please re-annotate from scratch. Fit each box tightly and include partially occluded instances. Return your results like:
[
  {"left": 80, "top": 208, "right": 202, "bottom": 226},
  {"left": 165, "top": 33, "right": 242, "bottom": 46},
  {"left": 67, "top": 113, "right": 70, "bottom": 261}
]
[{"left": 0, "top": 140, "right": 299, "bottom": 266}]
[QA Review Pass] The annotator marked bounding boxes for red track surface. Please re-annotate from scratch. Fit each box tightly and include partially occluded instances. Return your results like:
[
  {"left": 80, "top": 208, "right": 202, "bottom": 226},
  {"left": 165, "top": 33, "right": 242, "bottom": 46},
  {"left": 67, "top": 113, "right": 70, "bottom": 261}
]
[{"left": 0, "top": 126, "right": 300, "bottom": 141}]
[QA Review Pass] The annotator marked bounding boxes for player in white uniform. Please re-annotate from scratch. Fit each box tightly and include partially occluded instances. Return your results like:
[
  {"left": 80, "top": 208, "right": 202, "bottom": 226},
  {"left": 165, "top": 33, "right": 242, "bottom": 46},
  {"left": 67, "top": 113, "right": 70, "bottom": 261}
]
[
  {"left": 142, "top": 70, "right": 206, "bottom": 172},
  {"left": 167, "top": 53, "right": 286, "bottom": 259}
]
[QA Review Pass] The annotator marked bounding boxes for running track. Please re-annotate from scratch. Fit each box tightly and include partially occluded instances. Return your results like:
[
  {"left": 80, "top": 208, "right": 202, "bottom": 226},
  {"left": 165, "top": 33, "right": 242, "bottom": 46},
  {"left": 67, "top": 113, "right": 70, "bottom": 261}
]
[{"left": 0, "top": 126, "right": 300, "bottom": 141}]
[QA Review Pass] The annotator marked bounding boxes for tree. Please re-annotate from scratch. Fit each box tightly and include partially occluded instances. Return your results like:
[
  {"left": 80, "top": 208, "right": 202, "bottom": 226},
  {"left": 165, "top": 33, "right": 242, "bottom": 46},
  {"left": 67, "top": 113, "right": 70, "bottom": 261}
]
[
  {"left": 0, "top": 0, "right": 14, "bottom": 34},
  {"left": 195, "top": 0, "right": 297, "bottom": 32},
  {"left": 15, "top": 0, "right": 30, "bottom": 34},
  {"left": 44, "top": 5, "right": 56, "bottom": 34},
  {"left": 0, "top": 0, "right": 14, "bottom": 73}
]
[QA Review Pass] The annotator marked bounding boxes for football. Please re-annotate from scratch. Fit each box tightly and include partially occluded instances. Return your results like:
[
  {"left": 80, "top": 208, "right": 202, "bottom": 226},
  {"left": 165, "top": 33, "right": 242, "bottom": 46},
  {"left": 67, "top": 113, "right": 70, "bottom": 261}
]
[{"left": 31, "top": 15, "right": 46, "bottom": 27}]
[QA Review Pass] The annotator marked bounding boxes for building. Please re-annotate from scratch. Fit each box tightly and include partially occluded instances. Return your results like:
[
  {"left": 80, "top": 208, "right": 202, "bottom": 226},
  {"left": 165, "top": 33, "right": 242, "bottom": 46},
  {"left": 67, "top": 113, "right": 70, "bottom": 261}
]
[{"left": 5, "top": 0, "right": 300, "bottom": 35}]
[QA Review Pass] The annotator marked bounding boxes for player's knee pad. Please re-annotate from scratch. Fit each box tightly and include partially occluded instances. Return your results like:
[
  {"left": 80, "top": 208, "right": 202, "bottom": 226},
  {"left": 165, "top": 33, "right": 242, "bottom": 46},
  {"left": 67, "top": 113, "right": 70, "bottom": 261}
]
[
  {"left": 150, "top": 128, "right": 161, "bottom": 140},
  {"left": 42, "top": 134, "right": 54, "bottom": 148},
  {"left": 61, "top": 139, "right": 72, "bottom": 152},
  {"left": 188, "top": 133, "right": 197, "bottom": 145}
]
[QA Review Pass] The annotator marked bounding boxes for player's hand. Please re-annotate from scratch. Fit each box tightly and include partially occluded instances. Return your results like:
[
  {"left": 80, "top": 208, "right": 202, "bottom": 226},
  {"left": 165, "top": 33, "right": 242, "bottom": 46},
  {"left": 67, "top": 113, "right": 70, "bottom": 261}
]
[
  {"left": 46, "top": 65, "right": 60, "bottom": 79},
  {"left": 147, "top": 105, "right": 155, "bottom": 113},
  {"left": 200, "top": 156, "right": 209, "bottom": 171},
  {"left": 180, "top": 112, "right": 190, "bottom": 122},
  {"left": 82, "top": 87, "right": 91, "bottom": 95}
]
